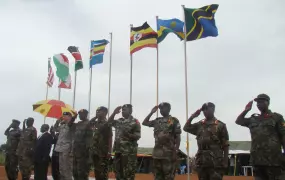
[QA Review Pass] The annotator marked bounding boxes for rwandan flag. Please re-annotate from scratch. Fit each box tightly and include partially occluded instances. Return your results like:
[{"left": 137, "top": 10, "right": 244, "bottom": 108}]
[
  {"left": 90, "top": 39, "right": 109, "bottom": 68},
  {"left": 157, "top": 18, "right": 184, "bottom": 43},
  {"left": 184, "top": 4, "right": 219, "bottom": 41}
]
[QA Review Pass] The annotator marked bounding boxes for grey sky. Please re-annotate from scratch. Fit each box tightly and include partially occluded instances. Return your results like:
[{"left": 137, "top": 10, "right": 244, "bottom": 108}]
[{"left": 1, "top": 0, "right": 285, "bottom": 156}]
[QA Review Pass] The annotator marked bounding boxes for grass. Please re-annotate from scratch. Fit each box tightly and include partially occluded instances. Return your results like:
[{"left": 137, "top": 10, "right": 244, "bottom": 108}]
[{"left": 0, "top": 152, "right": 5, "bottom": 165}]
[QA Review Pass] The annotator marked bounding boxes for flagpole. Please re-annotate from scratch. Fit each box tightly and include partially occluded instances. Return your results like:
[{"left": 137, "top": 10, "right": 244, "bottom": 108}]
[
  {"left": 88, "top": 68, "right": 93, "bottom": 118},
  {"left": 58, "top": 79, "right": 61, "bottom": 101},
  {"left": 182, "top": 5, "right": 190, "bottom": 180},
  {"left": 130, "top": 24, "right": 133, "bottom": 104},
  {"left": 44, "top": 57, "right": 51, "bottom": 124},
  {"left": 155, "top": 16, "right": 159, "bottom": 118},
  {"left": 72, "top": 71, "right": 77, "bottom": 109},
  {"left": 108, "top": 32, "right": 113, "bottom": 118}
]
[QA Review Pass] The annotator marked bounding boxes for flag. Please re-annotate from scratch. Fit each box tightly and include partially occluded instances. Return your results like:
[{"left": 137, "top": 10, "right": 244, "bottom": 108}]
[
  {"left": 130, "top": 22, "right": 157, "bottom": 54},
  {"left": 67, "top": 46, "right": 83, "bottom": 71},
  {"left": 184, "top": 4, "right": 219, "bottom": 41},
  {"left": 46, "top": 60, "right": 54, "bottom": 87},
  {"left": 157, "top": 18, "right": 184, "bottom": 43},
  {"left": 58, "top": 74, "right": 71, "bottom": 89},
  {"left": 53, "top": 54, "right": 69, "bottom": 82},
  {"left": 90, "top": 39, "right": 109, "bottom": 68}
]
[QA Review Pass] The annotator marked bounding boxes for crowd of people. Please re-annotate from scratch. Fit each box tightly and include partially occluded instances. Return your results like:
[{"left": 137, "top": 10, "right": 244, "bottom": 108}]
[{"left": 3, "top": 93, "right": 285, "bottom": 180}]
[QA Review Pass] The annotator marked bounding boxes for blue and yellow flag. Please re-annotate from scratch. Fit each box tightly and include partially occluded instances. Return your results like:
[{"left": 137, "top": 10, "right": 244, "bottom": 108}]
[
  {"left": 90, "top": 39, "right": 109, "bottom": 68},
  {"left": 157, "top": 18, "right": 184, "bottom": 43},
  {"left": 184, "top": 4, "right": 219, "bottom": 41}
]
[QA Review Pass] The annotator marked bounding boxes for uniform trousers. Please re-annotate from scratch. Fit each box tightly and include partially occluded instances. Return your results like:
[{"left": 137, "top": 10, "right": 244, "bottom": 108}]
[
  {"left": 114, "top": 153, "right": 136, "bottom": 180},
  {"left": 253, "top": 166, "right": 284, "bottom": 180},
  {"left": 58, "top": 152, "right": 73, "bottom": 180},
  {"left": 5, "top": 153, "right": 18, "bottom": 180},
  {"left": 153, "top": 158, "right": 176, "bottom": 180}
]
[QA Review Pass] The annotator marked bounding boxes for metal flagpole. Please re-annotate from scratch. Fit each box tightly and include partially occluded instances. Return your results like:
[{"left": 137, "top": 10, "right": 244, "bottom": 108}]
[
  {"left": 72, "top": 71, "right": 77, "bottom": 109},
  {"left": 108, "top": 32, "right": 113, "bottom": 118},
  {"left": 88, "top": 68, "right": 93, "bottom": 118},
  {"left": 182, "top": 5, "right": 190, "bottom": 180},
  {"left": 44, "top": 57, "right": 51, "bottom": 124},
  {"left": 58, "top": 79, "right": 61, "bottom": 101},
  {"left": 130, "top": 24, "right": 133, "bottom": 104},
  {"left": 155, "top": 16, "right": 159, "bottom": 118}
]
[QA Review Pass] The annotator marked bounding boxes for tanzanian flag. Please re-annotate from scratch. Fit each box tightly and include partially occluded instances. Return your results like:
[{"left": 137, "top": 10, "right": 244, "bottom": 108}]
[
  {"left": 90, "top": 39, "right": 109, "bottom": 68},
  {"left": 157, "top": 18, "right": 184, "bottom": 43},
  {"left": 184, "top": 4, "right": 219, "bottom": 41},
  {"left": 130, "top": 22, "right": 157, "bottom": 54}
]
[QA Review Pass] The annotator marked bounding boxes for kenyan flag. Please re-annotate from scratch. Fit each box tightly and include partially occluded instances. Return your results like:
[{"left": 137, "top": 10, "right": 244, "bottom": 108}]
[{"left": 67, "top": 46, "right": 83, "bottom": 71}]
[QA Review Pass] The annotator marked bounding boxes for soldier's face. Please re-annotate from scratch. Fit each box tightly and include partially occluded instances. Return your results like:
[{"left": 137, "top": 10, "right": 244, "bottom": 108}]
[
  {"left": 96, "top": 110, "right": 106, "bottom": 118},
  {"left": 160, "top": 107, "right": 170, "bottom": 116},
  {"left": 79, "top": 112, "right": 87, "bottom": 120},
  {"left": 63, "top": 115, "right": 72, "bottom": 122},
  {"left": 203, "top": 107, "right": 214, "bottom": 118},
  {"left": 256, "top": 99, "right": 269, "bottom": 112},
  {"left": 122, "top": 107, "right": 131, "bottom": 117},
  {"left": 26, "top": 119, "right": 34, "bottom": 126}
]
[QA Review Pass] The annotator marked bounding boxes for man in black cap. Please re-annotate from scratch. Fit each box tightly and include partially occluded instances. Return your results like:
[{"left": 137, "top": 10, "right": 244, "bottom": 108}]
[
  {"left": 183, "top": 102, "right": 229, "bottom": 180},
  {"left": 90, "top": 106, "right": 113, "bottom": 180},
  {"left": 142, "top": 102, "right": 181, "bottom": 180},
  {"left": 54, "top": 112, "right": 77, "bottom": 180},
  {"left": 73, "top": 109, "right": 93, "bottom": 180},
  {"left": 4, "top": 119, "right": 21, "bottom": 180},
  {"left": 108, "top": 104, "right": 141, "bottom": 180},
  {"left": 236, "top": 94, "right": 285, "bottom": 180},
  {"left": 17, "top": 117, "right": 37, "bottom": 180}
]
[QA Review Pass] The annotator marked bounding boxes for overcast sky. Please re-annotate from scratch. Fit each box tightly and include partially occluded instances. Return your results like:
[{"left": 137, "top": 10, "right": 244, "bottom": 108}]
[{"left": 1, "top": 0, "right": 285, "bottom": 156}]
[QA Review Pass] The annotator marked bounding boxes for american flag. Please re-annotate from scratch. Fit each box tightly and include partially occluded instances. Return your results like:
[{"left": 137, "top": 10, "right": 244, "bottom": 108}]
[{"left": 47, "top": 59, "right": 54, "bottom": 87}]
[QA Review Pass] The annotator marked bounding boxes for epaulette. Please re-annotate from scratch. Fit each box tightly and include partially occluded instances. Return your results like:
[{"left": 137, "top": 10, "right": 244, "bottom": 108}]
[
  {"left": 171, "top": 117, "right": 179, "bottom": 122},
  {"left": 215, "top": 120, "right": 225, "bottom": 125}
]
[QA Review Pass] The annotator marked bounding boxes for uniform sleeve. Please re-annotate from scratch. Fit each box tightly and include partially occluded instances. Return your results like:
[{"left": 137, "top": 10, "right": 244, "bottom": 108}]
[
  {"left": 130, "top": 120, "right": 141, "bottom": 141},
  {"left": 219, "top": 124, "right": 229, "bottom": 147},
  {"left": 275, "top": 113, "right": 285, "bottom": 136},
  {"left": 183, "top": 121, "right": 201, "bottom": 136},
  {"left": 142, "top": 119, "right": 157, "bottom": 127},
  {"left": 108, "top": 118, "right": 119, "bottom": 128},
  {"left": 236, "top": 116, "right": 252, "bottom": 127},
  {"left": 173, "top": 118, "right": 182, "bottom": 135}
]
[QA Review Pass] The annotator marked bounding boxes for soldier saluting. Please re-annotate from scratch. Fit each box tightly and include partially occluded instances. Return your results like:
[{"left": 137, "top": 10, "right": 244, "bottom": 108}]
[
  {"left": 183, "top": 102, "right": 229, "bottom": 180},
  {"left": 4, "top": 119, "right": 21, "bottom": 180},
  {"left": 236, "top": 94, "right": 285, "bottom": 180},
  {"left": 16, "top": 117, "right": 37, "bottom": 180},
  {"left": 108, "top": 104, "right": 141, "bottom": 180},
  {"left": 142, "top": 102, "right": 181, "bottom": 180}
]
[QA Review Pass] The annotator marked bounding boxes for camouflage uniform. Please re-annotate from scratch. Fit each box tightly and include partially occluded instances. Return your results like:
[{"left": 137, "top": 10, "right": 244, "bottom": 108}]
[
  {"left": 16, "top": 126, "right": 37, "bottom": 180},
  {"left": 236, "top": 110, "right": 285, "bottom": 180},
  {"left": 143, "top": 116, "right": 181, "bottom": 180},
  {"left": 91, "top": 119, "right": 113, "bottom": 180},
  {"left": 109, "top": 116, "right": 141, "bottom": 180},
  {"left": 73, "top": 120, "right": 93, "bottom": 180},
  {"left": 184, "top": 119, "right": 229, "bottom": 180},
  {"left": 4, "top": 121, "right": 21, "bottom": 180}
]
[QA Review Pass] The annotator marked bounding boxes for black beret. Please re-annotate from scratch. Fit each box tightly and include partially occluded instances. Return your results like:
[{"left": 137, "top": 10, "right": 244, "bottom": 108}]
[
  {"left": 96, "top": 106, "right": 108, "bottom": 112},
  {"left": 254, "top": 94, "right": 270, "bottom": 102},
  {"left": 12, "top": 119, "right": 20, "bottom": 124},
  {"left": 62, "top": 112, "right": 72, "bottom": 116},
  {"left": 122, "top": 104, "right": 132, "bottom": 109},
  {"left": 158, "top": 102, "right": 171, "bottom": 109},
  {"left": 201, "top": 102, "right": 215, "bottom": 111},
  {"left": 78, "top": 109, "right": 89, "bottom": 114}
]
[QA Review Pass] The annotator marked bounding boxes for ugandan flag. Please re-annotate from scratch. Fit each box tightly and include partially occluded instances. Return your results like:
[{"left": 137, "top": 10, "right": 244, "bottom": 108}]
[
  {"left": 184, "top": 4, "right": 219, "bottom": 41},
  {"left": 130, "top": 22, "right": 157, "bottom": 54}
]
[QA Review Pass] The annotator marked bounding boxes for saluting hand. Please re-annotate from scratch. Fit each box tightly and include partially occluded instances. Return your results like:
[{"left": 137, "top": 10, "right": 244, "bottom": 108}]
[
  {"left": 151, "top": 106, "right": 158, "bottom": 114},
  {"left": 245, "top": 101, "right": 253, "bottom": 112},
  {"left": 190, "top": 108, "right": 201, "bottom": 119},
  {"left": 113, "top": 106, "right": 122, "bottom": 114}
]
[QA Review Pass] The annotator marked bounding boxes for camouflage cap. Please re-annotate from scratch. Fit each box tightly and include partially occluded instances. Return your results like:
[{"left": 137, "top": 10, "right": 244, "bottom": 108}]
[
  {"left": 62, "top": 112, "right": 72, "bottom": 116},
  {"left": 201, "top": 102, "right": 215, "bottom": 111},
  {"left": 122, "top": 104, "right": 132, "bottom": 109},
  {"left": 158, "top": 102, "right": 171, "bottom": 109},
  {"left": 78, "top": 109, "right": 89, "bottom": 114},
  {"left": 12, "top": 119, "right": 20, "bottom": 124},
  {"left": 96, "top": 106, "right": 108, "bottom": 112},
  {"left": 254, "top": 94, "right": 270, "bottom": 102}
]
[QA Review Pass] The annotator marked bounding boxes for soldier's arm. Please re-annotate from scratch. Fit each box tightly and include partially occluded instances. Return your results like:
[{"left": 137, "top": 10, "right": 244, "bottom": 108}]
[
  {"left": 107, "top": 112, "right": 117, "bottom": 127},
  {"left": 142, "top": 112, "right": 156, "bottom": 127},
  {"left": 275, "top": 113, "right": 285, "bottom": 151},
  {"left": 220, "top": 124, "right": 230, "bottom": 162},
  {"left": 127, "top": 120, "right": 141, "bottom": 141},
  {"left": 183, "top": 117, "right": 200, "bottom": 136},
  {"left": 108, "top": 127, "right": 113, "bottom": 154},
  {"left": 4, "top": 125, "right": 12, "bottom": 136},
  {"left": 68, "top": 115, "right": 76, "bottom": 127},
  {"left": 173, "top": 119, "right": 182, "bottom": 151},
  {"left": 54, "top": 119, "right": 61, "bottom": 132},
  {"left": 22, "top": 120, "right": 26, "bottom": 130},
  {"left": 235, "top": 110, "right": 251, "bottom": 127},
  {"left": 85, "top": 122, "right": 94, "bottom": 149}
]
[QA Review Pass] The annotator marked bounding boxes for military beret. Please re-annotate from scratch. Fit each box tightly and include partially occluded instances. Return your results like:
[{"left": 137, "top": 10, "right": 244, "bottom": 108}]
[
  {"left": 96, "top": 106, "right": 108, "bottom": 112},
  {"left": 122, "top": 104, "right": 132, "bottom": 109},
  {"left": 78, "top": 109, "right": 89, "bottom": 114},
  {"left": 159, "top": 102, "right": 171, "bottom": 109},
  {"left": 201, "top": 102, "right": 215, "bottom": 111},
  {"left": 12, "top": 119, "right": 20, "bottom": 124},
  {"left": 27, "top": 117, "right": 34, "bottom": 121},
  {"left": 254, "top": 94, "right": 270, "bottom": 102},
  {"left": 62, "top": 112, "right": 72, "bottom": 116}
]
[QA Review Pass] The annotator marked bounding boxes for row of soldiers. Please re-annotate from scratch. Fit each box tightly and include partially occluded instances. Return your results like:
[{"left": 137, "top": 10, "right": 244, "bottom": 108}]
[{"left": 4, "top": 93, "right": 285, "bottom": 180}]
